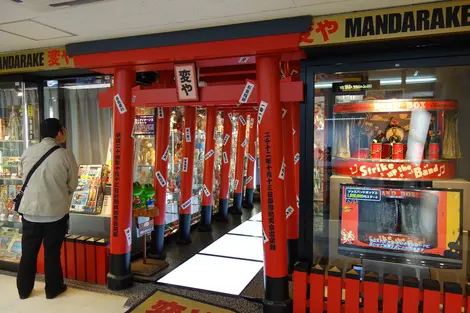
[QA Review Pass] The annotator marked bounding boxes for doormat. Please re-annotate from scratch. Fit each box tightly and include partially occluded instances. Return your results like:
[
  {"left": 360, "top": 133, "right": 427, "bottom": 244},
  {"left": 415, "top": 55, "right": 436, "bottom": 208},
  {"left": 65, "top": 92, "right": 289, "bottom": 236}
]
[{"left": 127, "top": 290, "right": 236, "bottom": 313}]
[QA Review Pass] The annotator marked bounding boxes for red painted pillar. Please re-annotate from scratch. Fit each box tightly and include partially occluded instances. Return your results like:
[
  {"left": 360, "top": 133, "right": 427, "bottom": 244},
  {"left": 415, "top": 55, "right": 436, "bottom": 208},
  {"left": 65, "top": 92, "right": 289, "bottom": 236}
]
[
  {"left": 231, "top": 112, "right": 247, "bottom": 215},
  {"left": 257, "top": 56, "right": 290, "bottom": 312},
  {"left": 150, "top": 71, "right": 173, "bottom": 259},
  {"left": 217, "top": 110, "right": 233, "bottom": 221},
  {"left": 244, "top": 115, "right": 257, "bottom": 209},
  {"left": 283, "top": 102, "right": 299, "bottom": 273},
  {"left": 177, "top": 106, "right": 197, "bottom": 244},
  {"left": 199, "top": 107, "right": 217, "bottom": 232},
  {"left": 108, "top": 68, "right": 135, "bottom": 290}
]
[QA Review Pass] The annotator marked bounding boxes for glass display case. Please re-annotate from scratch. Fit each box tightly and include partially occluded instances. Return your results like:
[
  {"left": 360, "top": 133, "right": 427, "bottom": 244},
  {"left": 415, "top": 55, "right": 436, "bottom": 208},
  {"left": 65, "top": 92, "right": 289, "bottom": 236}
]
[{"left": 0, "top": 81, "right": 40, "bottom": 264}]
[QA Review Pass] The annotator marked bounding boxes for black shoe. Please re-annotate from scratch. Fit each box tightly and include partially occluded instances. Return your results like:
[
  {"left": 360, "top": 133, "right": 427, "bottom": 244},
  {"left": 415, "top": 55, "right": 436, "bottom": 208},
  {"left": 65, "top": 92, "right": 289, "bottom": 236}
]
[
  {"left": 19, "top": 292, "right": 31, "bottom": 300},
  {"left": 46, "top": 284, "right": 67, "bottom": 299}
]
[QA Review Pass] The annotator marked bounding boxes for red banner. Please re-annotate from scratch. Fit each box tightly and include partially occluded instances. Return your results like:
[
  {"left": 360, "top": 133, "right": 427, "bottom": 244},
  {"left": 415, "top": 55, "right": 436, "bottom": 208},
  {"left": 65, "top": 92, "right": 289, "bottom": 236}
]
[
  {"left": 333, "top": 100, "right": 457, "bottom": 114},
  {"left": 334, "top": 158, "right": 456, "bottom": 180}
]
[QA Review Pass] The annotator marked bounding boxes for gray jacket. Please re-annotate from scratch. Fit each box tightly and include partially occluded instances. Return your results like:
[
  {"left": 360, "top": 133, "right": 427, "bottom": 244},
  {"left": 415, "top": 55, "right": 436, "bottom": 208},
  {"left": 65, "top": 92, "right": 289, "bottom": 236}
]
[{"left": 19, "top": 138, "right": 78, "bottom": 217}]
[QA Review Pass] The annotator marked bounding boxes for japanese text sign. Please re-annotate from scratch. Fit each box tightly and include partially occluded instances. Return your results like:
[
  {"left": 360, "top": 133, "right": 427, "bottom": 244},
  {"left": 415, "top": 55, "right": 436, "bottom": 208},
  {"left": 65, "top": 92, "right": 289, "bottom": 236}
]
[
  {"left": 0, "top": 47, "right": 73, "bottom": 74},
  {"left": 299, "top": 1, "right": 470, "bottom": 47},
  {"left": 174, "top": 63, "right": 199, "bottom": 102}
]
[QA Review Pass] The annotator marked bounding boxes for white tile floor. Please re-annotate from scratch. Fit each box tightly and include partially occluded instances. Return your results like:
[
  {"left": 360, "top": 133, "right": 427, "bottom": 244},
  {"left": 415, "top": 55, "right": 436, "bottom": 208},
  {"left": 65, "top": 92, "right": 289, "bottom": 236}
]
[{"left": 0, "top": 275, "right": 128, "bottom": 313}]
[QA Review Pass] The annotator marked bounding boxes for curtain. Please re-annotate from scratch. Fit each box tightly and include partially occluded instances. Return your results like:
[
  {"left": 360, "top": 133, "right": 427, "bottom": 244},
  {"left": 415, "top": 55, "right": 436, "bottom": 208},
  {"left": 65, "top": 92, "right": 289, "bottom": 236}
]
[{"left": 65, "top": 88, "right": 112, "bottom": 165}]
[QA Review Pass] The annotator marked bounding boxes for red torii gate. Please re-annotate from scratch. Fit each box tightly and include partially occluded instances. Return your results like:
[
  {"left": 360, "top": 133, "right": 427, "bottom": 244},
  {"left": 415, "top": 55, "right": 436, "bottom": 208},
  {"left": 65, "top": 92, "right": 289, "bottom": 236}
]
[{"left": 66, "top": 21, "right": 307, "bottom": 312}]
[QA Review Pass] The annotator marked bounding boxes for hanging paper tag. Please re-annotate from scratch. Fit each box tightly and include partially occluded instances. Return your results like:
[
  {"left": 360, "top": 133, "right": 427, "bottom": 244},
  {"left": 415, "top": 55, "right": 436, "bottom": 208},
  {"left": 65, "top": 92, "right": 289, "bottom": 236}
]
[
  {"left": 262, "top": 228, "right": 269, "bottom": 243},
  {"left": 294, "top": 153, "right": 300, "bottom": 165},
  {"left": 156, "top": 171, "right": 167, "bottom": 187},
  {"left": 213, "top": 127, "right": 217, "bottom": 140},
  {"left": 282, "top": 108, "right": 287, "bottom": 119},
  {"left": 279, "top": 159, "right": 286, "bottom": 180},
  {"left": 239, "top": 81, "right": 255, "bottom": 104},
  {"left": 286, "top": 206, "right": 294, "bottom": 219},
  {"left": 132, "top": 95, "right": 136, "bottom": 103},
  {"left": 293, "top": 128, "right": 296, "bottom": 135},
  {"left": 241, "top": 138, "right": 248, "bottom": 148},
  {"left": 228, "top": 112, "right": 233, "bottom": 121},
  {"left": 182, "top": 198, "right": 192, "bottom": 210},
  {"left": 114, "top": 94, "right": 127, "bottom": 114},
  {"left": 291, "top": 69, "right": 299, "bottom": 76},
  {"left": 239, "top": 115, "right": 246, "bottom": 126},
  {"left": 124, "top": 227, "right": 132, "bottom": 246},
  {"left": 258, "top": 101, "right": 268, "bottom": 124},
  {"left": 239, "top": 56, "right": 250, "bottom": 63},
  {"left": 247, "top": 153, "right": 256, "bottom": 163},
  {"left": 250, "top": 118, "right": 254, "bottom": 129},
  {"left": 157, "top": 107, "right": 164, "bottom": 119},
  {"left": 131, "top": 123, "right": 135, "bottom": 139},
  {"left": 245, "top": 176, "right": 253, "bottom": 185},
  {"left": 203, "top": 185, "right": 211, "bottom": 197},
  {"left": 223, "top": 134, "right": 230, "bottom": 146},
  {"left": 223, "top": 152, "right": 228, "bottom": 164},
  {"left": 183, "top": 157, "right": 189, "bottom": 172},
  {"left": 161, "top": 145, "right": 170, "bottom": 161},
  {"left": 234, "top": 179, "right": 239, "bottom": 190},
  {"left": 297, "top": 195, "right": 300, "bottom": 208},
  {"left": 185, "top": 127, "right": 191, "bottom": 142},
  {"left": 204, "top": 149, "right": 214, "bottom": 160}
]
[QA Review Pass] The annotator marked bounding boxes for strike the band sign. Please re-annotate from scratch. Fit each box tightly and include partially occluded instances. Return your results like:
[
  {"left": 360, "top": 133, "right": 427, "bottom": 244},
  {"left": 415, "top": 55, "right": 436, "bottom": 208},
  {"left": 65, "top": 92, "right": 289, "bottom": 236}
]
[
  {"left": 174, "top": 63, "right": 199, "bottom": 102},
  {"left": 334, "top": 158, "right": 456, "bottom": 180},
  {"left": 223, "top": 152, "right": 229, "bottom": 164},
  {"left": 183, "top": 157, "right": 189, "bottom": 172},
  {"left": 204, "top": 149, "right": 214, "bottom": 160},
  {"left": 300, "top": 1, "right": 470, "bottom": 47}
]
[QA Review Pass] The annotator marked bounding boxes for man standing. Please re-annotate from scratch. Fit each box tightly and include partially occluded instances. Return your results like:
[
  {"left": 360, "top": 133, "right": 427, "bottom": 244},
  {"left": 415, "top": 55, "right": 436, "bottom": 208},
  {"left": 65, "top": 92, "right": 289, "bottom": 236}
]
[{"left": 17, "top": 118, "right": 78, "bottom": 300}]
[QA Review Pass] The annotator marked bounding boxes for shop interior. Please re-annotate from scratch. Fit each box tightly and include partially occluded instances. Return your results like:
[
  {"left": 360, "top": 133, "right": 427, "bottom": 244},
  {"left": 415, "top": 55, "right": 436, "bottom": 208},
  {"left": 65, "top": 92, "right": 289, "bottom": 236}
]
[{"left": 313, "top": 65, "right": 470, "bottom": 286}]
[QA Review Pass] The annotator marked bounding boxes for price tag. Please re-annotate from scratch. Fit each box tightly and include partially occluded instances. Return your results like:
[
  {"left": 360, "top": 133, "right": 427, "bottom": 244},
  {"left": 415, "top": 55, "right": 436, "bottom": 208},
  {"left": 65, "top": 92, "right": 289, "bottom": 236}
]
[
  {"left": 161, "top": 145, "right": 170, "bottom": 161},
  {"left": 223, "top": 134, "right": 230, "bottom": 146},
  {"left": 204, "top": 149, "right": 214, "bottom": 160},
  {"left": 185, "top": 127, "right": 192, "bottom": 142},
  {"left": 223, "top": 152, "right": 228, "bottom": 164},
  {"left": 157, "top": 107, "right": 164, "bottom": 119},
  {"left": 203, "top": 185, "right": 211, "bottom": 197},
  {"left": 156, "top": 171, "right": 166, "bottom": 187},
  {"left": 294, "top": 153, "right": 300, "bottom": 164},
  {"left": 114, "top": 94, "right": 127, "bottom": 114},
  {"left": 247, "top": 153, "right": 256, "bottom": 163},
  {"left": 183, "top": 157, "right": 189, "bottom": 172},
  {"left": 258, "top": 101, "right": 268, "bottom": 124}
]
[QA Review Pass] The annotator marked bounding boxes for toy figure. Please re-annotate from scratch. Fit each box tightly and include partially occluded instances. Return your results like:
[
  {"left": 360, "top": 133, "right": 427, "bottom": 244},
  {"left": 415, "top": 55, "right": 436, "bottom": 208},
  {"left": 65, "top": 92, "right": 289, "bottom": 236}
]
[{"left": 389, "top": 127, "right": 402, "bottom": 143}]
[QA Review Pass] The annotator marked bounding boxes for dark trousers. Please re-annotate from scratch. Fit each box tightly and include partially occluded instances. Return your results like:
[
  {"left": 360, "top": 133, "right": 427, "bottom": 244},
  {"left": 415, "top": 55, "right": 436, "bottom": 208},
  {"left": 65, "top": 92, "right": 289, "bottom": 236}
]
[{"left": 17, "top": 215, "right": 69, "bottom": 296}]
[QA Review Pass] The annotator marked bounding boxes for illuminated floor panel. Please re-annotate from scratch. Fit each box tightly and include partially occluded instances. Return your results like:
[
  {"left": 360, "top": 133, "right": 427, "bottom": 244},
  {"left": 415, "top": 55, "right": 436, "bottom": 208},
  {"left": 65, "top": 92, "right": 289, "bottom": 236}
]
[
  {"left": 200, "top": 234, "right": 264, "bottom": 261},
  {"left": 157, "top": 254, "right": 263, "bottom": 295},
  {"left": 249, "top": 212, "right": 262, "bottom": 221},
  {"left": 229, "top": 221, "right": 262, "bottom": 237}
]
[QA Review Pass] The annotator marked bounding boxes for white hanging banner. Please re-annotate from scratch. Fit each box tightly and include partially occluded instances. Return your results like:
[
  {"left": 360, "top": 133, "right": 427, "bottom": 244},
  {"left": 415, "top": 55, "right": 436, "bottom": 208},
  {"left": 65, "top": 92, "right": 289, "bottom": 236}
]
[
  {"left": 157, "top": 107, "right": 165, "bottom": 119},
  {"left": 185, "top": 127, "right": 192, "bottom": 142},
  {"left": 183, "top": 157, "right": 189, "bottom": 172},
  {"left": 258, "top": 101, "right": 268, "bottom": 124},
  {"left": 294, "top": 153, "right": 300, "bottom": 165},
  {"left": 286, "top": 206, "right": 294, "bottom": 219},
  {"left": 223, "top": 152, "right": 229, "bottom": 164},
  {"left": 239, "top": 81, "right": 255, "bottom": 104},
  {"left": 203, "top": 184, "right": 211, "bottom": 197},
  {"left": 114, "top": 94, "right": 127, "bottom": 114},
  {"left": 223, "top": 134, "right": 230, "bottom": 146},
  {"left": 161, "top": 145, "right": 170, "bottom": 161},
  {"left": 182, "top": 198, "right": 192, "bottom": 210},
  {"left": 156, "top": 171, "right": 167, "bottom": 187},
  {"left": 204, "top": 149, "right": 214, "bottom": 160}
]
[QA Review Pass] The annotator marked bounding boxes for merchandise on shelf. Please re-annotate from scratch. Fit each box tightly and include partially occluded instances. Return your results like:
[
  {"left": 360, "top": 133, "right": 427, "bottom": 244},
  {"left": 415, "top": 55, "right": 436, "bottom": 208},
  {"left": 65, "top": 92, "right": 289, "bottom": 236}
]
[{"left": 70, "top": 165, "right": 105, "bottom": 214}]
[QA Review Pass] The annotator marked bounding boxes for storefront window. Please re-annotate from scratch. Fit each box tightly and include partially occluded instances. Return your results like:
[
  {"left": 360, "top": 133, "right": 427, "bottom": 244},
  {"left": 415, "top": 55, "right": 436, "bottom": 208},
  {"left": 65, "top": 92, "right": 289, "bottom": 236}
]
[
  {"left": 315, "top": 65, "right": 469, "bottom": 284},
  {"left": 0, "top": 81, "right": 40, "bottom": 264}
]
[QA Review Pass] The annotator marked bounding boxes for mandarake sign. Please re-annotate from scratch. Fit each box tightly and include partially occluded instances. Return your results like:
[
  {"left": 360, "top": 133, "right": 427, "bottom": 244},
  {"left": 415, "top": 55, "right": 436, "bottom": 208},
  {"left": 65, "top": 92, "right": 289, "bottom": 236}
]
[
  {"left": 300, "top": 1, "right": 470, "bottom": 47},
  {"left": 0, "top": 47, "right": 73, "bottom": 74}
]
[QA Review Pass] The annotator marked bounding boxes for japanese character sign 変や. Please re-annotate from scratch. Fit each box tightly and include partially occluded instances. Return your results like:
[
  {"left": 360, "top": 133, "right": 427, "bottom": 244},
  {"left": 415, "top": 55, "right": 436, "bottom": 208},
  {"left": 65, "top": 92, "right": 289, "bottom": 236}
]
[{"left": 174, "top": 63, "right": 199, "bottom": 102}]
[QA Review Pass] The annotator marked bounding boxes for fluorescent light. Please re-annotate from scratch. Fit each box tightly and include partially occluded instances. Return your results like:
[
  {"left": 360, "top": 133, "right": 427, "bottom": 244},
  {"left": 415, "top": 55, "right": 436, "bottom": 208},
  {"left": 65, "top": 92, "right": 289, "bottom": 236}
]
[
  {"left": 62, "top": 83, "right": 111, "bottom": 90},
  {"left": 406, "top": 77, "right": 437, "bottom": 84},
  {"left": 315, "top": 76, "right": 436, "bottom": 88},
  {"left": 229, "top": 221, "right": 262, "bottom": 237},
  {"left": 200, "top": 234, "right": 264, "bottom": 261}
]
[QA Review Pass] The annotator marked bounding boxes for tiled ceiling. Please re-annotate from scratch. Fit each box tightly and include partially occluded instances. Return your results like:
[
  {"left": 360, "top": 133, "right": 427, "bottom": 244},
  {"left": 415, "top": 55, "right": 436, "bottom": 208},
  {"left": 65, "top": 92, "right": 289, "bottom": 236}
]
[{"left": 0, "top": 0, "right": 440, "bottom": 53}]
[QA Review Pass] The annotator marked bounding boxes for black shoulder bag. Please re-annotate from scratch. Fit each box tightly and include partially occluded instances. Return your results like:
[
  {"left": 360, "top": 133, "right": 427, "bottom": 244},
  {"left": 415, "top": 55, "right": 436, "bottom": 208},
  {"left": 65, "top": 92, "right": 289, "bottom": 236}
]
[{"left": 14, "top": 146, "right": 61, "bottom": 213}]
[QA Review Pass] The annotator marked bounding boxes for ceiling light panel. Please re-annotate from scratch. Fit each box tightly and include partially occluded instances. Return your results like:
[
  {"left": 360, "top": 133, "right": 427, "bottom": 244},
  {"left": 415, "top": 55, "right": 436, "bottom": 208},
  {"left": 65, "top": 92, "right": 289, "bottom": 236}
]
[{"left": 0, "top": 20, "right": 74, "bottom": 40}]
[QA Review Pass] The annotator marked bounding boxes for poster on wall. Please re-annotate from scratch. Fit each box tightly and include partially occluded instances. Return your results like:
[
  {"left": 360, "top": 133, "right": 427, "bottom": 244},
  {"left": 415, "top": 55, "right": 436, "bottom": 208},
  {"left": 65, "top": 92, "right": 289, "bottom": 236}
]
[{"left": 134, "top": 115, "right": 155, "bottom": 136}]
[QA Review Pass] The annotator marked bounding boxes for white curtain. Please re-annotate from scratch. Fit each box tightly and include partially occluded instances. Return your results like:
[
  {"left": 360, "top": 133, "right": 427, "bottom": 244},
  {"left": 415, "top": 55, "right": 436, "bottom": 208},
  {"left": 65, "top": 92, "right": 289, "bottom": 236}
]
[{"left": 65, "top": 88, "right": 112, "bottom": 165}]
